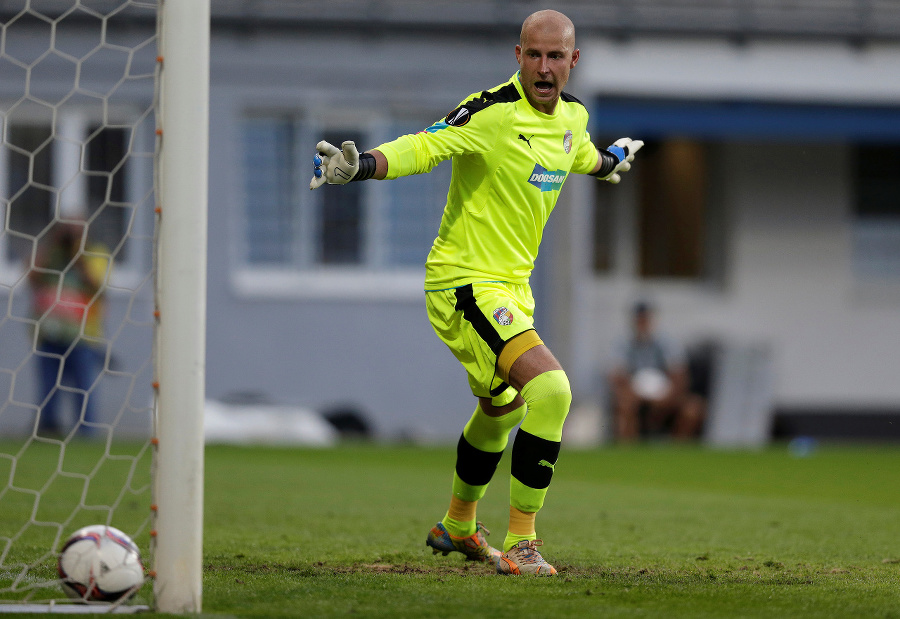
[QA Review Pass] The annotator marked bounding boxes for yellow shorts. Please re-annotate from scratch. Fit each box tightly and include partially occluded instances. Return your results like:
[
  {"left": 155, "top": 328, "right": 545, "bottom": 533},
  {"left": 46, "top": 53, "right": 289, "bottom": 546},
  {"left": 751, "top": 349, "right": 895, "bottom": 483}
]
[{"left": 425, "top": 281, "right": 541, "bottom": 405}]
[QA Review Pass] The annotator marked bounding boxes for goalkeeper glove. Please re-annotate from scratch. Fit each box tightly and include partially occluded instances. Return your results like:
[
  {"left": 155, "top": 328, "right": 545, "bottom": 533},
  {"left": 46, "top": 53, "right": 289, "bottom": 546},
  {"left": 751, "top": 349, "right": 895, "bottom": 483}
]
[
  {"left": 310, "top": 140, "right": 359, "bottom": 190},
  {"left": 594, "top": 137, "right": 644, "bottom": 184}
]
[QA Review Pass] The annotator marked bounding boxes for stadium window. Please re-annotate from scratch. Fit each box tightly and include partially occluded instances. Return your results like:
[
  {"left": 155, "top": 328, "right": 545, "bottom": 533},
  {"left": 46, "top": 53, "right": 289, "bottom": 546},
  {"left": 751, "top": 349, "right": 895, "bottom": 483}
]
[
  {"left": 1, "top": 118, "right": 136, "bottom": 269},
  {"left": 637, "top": 139, "right": 708, "bottom": 279},
  {"left": 591, "top": 178, "right": 615, "bottom": 273},
  {"left": 239, "top": 113, "right": 447, "bottom": 276},
  {"left": 592, "top": 138, "right": 723, "bottom": 282},
  {"left": 240, "top": 117, "right": 366, "bottom": 268},
  {"left": 85, "top": 126, "right": 130, "bottom": 261},
  {"left": 853, "top": 144, "right": 900, "bottom": 280},
  {"left": 318, "top": 129, "right": 364, "bottom": 265},
  {"left": 4, "top": 124, "right": 54, "bottom": 263},
  {"left": 241, "top": 116, "right": 298, "bottom": 265}
]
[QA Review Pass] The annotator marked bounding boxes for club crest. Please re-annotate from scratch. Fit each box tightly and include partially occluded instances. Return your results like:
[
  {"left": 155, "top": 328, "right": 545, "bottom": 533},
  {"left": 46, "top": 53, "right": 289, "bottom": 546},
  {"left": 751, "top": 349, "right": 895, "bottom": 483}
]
[
  {"left": 492, "top": 307, "right": 514, "bottom": 326},
  {"left": 563, "top": 129, "right": 573, "bottom": 154}
]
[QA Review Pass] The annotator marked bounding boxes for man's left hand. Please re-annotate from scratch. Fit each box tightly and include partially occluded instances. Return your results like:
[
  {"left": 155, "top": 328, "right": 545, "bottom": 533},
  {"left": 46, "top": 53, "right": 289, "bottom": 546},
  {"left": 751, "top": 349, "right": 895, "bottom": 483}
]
[{"left": 598, "top": 137, "right": 644, "bottom": 184}]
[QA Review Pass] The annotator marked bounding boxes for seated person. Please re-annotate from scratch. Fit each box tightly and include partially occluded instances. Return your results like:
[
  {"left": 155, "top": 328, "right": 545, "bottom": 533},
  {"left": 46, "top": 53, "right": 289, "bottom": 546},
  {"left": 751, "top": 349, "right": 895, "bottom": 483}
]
[{"left": 608, "top": 302, "right": 704, "bottom": 441}]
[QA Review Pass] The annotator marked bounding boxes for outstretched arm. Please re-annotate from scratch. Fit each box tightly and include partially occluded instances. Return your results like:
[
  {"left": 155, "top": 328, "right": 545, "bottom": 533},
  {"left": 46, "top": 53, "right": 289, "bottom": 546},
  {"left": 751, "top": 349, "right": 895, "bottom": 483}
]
[{"left": 310, "top": 103, "right": 499, "bottom": 189}]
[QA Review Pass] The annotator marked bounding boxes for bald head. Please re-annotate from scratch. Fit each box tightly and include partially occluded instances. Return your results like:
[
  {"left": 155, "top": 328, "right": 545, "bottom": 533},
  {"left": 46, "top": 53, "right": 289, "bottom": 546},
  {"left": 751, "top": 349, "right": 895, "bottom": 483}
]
[
  {"left": 520, "top": 10, "right": 575, "bottom": 52},
  {"left": 515, "top": 10, "right": 579, "bottom": 114}
]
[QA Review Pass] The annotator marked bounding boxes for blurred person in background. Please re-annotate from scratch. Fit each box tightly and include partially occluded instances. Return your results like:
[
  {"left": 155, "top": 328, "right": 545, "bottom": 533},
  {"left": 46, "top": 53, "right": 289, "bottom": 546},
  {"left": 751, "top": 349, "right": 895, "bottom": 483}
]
[
  {"left": 609, "top": 301, "right": 705, "bottom": 441},
  {"left": 310, "top": 9, "right": 642, "bottom": 575},
  {"left": 28, "top": 219, "right": 109, "bottom": 437}
]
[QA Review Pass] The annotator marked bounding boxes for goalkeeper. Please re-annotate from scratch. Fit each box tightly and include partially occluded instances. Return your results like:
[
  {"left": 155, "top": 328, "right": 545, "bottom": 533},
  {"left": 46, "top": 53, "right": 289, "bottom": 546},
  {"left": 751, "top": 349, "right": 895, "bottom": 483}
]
[{"left": 310, "top": 9, "right": 642, "bottom": 576}]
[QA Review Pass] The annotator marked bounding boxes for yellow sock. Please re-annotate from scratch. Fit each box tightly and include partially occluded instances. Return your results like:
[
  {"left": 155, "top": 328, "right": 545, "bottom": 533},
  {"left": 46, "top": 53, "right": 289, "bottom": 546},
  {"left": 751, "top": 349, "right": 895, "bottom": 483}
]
[
  {"left": 503, "top": 506, "right": 536, "bottom": 552},
  {"left": 442, "top": 495, "right": 477, "bottom": 538}
]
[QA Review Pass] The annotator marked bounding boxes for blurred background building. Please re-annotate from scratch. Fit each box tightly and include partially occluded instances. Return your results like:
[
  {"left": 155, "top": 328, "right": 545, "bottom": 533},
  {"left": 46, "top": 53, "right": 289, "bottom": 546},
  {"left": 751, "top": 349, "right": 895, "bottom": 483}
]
[{"left": 1, "top": 0, "right": 899, "bottom": 443}]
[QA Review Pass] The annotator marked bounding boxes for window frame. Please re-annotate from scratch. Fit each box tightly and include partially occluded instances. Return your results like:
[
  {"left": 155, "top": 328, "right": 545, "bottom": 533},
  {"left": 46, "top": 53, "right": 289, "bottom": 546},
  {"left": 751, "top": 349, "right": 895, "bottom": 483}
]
[
  {"left": 851, "top": 143, "right": 900, "bottom": 283},
  {"left": 0, "top": 106, "right": 154, "bottom": 291},
  {"left": 589, "top": 137, "right": 728, "bottom": 290},
  {"left": 233, "top": 105, "right": 446, "bottom": 301}
]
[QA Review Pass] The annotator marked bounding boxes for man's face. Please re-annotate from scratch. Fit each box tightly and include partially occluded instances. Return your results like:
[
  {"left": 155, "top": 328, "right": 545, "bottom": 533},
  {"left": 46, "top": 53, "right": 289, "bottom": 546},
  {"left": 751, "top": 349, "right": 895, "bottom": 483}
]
[{"left": 515, "top": 27, "right": 579, "bottom": 114}]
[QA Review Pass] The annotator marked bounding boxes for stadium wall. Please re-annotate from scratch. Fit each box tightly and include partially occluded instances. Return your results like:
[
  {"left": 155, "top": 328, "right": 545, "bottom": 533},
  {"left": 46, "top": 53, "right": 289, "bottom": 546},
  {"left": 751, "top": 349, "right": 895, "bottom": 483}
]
[
  {"left": 203, "top": 29, "right": 515, "bottom": 440},
  {"left": 205, "top": 29, "right": 900, "bottom": 440},
  {"left": 559, "top": 36, "right": 900, "bottom": 440},
  {"left": 2, "top": 17, "right": 898, "bottom": 442}
]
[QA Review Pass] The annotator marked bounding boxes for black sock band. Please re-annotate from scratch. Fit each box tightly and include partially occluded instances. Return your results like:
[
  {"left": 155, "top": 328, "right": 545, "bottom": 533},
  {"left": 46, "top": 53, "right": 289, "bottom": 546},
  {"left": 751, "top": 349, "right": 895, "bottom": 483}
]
[
  {"left": 455, "top": 435, "right": 503, "bottom": 487},
  {"left": 351, "top": 152, "right": 376, "bottom": 181},
  {"left": 510, "top": 429, "right": 560, "bottom": 490}
]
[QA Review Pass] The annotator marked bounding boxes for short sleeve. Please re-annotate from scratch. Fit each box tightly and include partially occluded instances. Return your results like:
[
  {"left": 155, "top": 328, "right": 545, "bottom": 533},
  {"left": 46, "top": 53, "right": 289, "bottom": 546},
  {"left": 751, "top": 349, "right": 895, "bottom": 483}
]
[{"left": 571, "top": 128, "right": 597, "bottom": 175}]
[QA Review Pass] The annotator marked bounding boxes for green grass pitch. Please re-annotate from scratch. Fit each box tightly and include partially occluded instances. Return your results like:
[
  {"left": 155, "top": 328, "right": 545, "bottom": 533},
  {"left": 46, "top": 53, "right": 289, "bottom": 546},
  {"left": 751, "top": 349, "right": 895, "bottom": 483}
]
[{"left": 3, "top": 441, "right": 899, "bottom": 617}]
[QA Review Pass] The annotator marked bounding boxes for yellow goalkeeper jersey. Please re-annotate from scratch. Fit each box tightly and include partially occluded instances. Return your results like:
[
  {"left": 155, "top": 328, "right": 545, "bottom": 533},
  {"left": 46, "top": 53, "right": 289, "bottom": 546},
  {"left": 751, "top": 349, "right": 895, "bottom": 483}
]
[{"left": 375, "top": 72, "right": 598, "bottom": 290}]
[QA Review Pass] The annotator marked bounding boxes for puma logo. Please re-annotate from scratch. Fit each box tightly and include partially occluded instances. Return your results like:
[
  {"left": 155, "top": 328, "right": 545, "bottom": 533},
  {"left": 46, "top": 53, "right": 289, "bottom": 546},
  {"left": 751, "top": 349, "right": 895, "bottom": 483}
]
[
  {"left": 518, "top": 134, "right": 534, "bottom": 148},
  {"left": 538, "top": 459, "right": 555, "bottom": 471}
]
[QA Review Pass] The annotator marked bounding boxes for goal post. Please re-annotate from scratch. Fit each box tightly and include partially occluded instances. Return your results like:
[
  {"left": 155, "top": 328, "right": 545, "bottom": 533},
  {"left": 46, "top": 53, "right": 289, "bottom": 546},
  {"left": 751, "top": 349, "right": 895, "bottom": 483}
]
[
  {"left": 153, "top": 0, "right": 209, "bottom": 614},
  {"left": 0, "top": 0, "right": 209, "bottom": 613}
]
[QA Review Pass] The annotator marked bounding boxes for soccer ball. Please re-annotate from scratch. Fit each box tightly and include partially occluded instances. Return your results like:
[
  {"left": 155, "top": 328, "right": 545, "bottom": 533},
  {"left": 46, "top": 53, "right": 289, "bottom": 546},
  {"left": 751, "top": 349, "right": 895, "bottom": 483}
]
[
  {"left": 57, "top": 525, "right": 145, "bottom": 602},
  {"left": 631, "top": 367, "right": 671, "bottom": 400}
]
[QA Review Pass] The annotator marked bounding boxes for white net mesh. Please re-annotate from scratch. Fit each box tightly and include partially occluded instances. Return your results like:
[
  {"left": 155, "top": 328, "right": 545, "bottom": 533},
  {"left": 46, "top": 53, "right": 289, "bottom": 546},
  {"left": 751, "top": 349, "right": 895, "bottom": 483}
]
[{"left": 0, "top": 0, "right": 158, "bottom": 608}]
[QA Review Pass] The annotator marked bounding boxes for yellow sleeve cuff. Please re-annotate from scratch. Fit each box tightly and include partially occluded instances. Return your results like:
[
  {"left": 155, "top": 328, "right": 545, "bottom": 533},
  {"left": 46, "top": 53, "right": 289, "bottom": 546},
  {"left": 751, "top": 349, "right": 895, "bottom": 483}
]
[{"left": 375, "top": 135, "right": 424, "bottom": 180}]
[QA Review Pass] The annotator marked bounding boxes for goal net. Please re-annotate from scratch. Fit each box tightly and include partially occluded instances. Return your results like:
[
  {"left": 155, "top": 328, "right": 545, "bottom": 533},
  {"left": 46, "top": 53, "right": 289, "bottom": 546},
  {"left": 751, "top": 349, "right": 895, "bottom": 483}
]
[{"left": 0, "top": 0, "right": 207, "bottom": 612}]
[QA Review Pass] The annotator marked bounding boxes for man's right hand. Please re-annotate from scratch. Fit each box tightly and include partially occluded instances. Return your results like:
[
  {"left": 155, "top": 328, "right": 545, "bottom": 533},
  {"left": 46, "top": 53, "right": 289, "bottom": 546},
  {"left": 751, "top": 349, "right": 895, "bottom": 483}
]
[{"left": 310, "top": 140, "right": 360, "bottom": 189}]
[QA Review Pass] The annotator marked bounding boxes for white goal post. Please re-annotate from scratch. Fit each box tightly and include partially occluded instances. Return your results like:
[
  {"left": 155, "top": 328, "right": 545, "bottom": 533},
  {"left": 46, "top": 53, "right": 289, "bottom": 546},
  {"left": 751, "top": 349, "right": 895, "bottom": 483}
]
[
  {"left": 153, "top": 0, "right": 209, "bottom": 613},
  {"left": 0, "top": 0, "right": 208, "bottom": 613}
]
